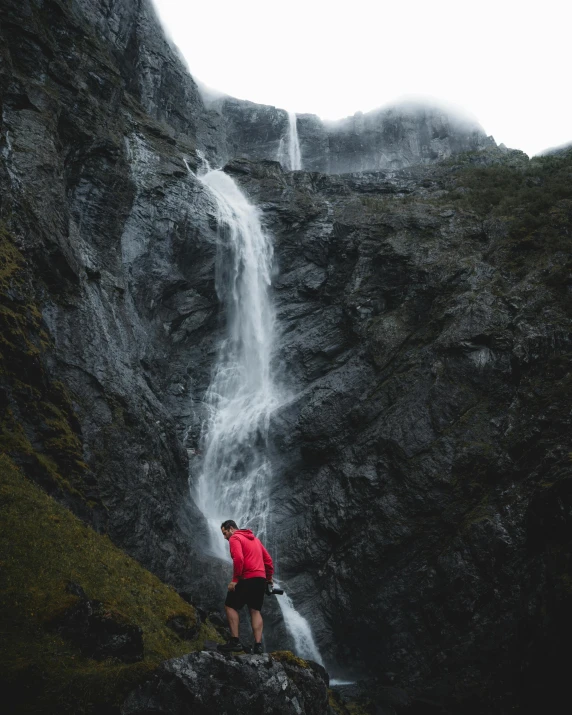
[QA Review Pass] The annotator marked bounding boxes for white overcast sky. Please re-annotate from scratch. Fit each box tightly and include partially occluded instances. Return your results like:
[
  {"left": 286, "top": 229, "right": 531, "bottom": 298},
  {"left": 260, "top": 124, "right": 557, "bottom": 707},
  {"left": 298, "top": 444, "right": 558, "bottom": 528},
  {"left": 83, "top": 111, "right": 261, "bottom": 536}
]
[{"left": 152, "top": 0, "right": 570, "bottom": 157}]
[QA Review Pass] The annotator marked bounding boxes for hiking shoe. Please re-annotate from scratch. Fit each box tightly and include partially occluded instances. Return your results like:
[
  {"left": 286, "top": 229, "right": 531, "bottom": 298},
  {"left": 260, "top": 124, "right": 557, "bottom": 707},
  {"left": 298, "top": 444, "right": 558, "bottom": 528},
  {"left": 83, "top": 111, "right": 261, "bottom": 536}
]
[
  {"left": 253, "top": 642, "right": 264, "bottom": 655},
  {"left": 217, "top": 638, "right": 244, "bottom": 654}
]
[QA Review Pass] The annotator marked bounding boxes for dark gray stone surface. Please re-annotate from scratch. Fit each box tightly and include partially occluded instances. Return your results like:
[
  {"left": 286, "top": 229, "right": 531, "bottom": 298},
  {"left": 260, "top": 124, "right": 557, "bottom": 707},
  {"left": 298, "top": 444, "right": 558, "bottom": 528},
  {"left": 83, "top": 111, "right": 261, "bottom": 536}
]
[
  {"left": 121, "top": 651, "right": 329, "bottom": 715},
  {"left": 221, "top": 152, "right": 572, "bottom": 711},
  {"left": 209, "top": 96, "right": 494, "bottom": 173}
]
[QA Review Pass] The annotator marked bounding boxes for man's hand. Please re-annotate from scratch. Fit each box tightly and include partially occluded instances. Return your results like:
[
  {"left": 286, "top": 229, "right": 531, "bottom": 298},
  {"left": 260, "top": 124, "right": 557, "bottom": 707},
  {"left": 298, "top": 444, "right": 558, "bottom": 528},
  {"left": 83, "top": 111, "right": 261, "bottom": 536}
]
[{"left": 228, "top": 581, "right": 237, "bottom": 591}]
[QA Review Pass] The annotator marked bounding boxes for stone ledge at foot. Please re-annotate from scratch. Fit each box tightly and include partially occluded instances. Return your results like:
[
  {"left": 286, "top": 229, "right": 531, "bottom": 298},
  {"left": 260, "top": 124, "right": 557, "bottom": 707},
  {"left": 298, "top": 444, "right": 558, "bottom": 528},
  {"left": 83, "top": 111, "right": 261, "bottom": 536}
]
[{"left": 121, "top": 650, "right": 329, "bottom": 715}]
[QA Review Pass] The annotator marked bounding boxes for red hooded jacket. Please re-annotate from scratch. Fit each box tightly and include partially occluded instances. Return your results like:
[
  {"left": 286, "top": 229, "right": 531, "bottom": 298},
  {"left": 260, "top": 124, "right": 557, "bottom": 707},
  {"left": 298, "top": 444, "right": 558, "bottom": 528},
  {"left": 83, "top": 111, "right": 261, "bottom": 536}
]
[{"left": 229, "top": 529, "right": 274, "bottom": 584}]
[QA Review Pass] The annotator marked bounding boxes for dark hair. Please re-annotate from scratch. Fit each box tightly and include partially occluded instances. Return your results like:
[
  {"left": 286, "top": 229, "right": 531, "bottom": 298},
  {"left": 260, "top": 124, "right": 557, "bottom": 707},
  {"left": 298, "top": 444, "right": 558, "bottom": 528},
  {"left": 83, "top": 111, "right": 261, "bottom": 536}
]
[{"left": 221, "top": 520, "right": 238, "bottom": 530}]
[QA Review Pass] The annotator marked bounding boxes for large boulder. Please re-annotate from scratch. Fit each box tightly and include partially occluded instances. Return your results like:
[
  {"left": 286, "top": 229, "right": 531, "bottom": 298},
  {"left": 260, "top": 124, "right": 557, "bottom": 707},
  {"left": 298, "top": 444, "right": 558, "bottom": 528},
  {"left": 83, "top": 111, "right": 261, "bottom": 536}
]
[{"left": 121, "top": 651, "right": 329, "bottom": 715}]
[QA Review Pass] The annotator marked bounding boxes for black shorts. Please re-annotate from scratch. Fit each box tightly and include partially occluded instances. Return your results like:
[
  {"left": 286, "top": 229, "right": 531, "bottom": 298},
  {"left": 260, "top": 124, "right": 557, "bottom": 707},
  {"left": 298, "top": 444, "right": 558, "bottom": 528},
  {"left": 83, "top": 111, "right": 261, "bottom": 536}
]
[{"left": 225, "top": 577, "right": 266, "bottom": 612}]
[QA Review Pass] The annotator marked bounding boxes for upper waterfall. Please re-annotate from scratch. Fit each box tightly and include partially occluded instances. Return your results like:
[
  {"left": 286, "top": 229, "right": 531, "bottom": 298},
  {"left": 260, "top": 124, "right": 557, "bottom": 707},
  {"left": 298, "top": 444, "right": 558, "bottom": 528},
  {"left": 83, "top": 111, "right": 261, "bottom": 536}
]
[{"left": 278, "top": 111, "right": 302, "bottom": 171}]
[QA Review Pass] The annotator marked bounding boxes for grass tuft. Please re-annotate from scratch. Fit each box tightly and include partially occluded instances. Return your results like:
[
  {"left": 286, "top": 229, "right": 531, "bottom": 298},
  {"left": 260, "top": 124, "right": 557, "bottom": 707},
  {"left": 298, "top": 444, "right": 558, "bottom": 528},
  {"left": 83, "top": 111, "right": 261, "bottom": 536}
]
[{"left": 270, "top": 649, "right": 311, "bottom": 669}]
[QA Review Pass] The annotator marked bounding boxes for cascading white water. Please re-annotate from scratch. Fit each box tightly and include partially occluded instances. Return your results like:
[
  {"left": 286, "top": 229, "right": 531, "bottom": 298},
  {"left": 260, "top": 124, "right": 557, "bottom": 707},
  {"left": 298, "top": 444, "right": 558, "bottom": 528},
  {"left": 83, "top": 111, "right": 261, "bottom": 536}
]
[
  {"left": 194, "top": 167, "right": 324, "bottom": 663},
  {"left": 287, "top": 112, "right": 302, "bottom": 171},
  {"left": 196, "top": 168, "right": 278, "bottom": 559},
  {"left": 276, "top": 585, "right": 324, "bottom": 665},
  {"left": 278, "top": 111, "right": 302, "bottom": 171}
]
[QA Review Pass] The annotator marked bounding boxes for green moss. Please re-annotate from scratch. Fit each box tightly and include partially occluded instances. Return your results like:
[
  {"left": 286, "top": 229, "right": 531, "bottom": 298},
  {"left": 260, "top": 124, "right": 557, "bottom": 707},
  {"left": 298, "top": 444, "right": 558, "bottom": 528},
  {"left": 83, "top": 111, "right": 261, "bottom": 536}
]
[
  {"left": 0, "top": 226, "right": 221, "bottom": 711},
  {"left": 0, "top": 225, "right": 25, "bottom": 287},
  {"left": 0, "top": 225, "right": 45, "bottom": 371},
  {"left": 360, "top": 195, "right": 392, "bottom": 214},
  {"left": 41, "top": 401, "right": 88, "bottom": 472},
  {"left": 0, "top": 228, "right": 43, "bottom": 363},
  {"left": 452, "top": 149, "right": 572, "bottom": 261},
  {"left": 0, "top": 409, "right": 81, "bottom": 496},
  {"left": 561, "top": 573, "right": 572, "bottom": 594},
  {"left": 270, "top": 650, "right": 311, "bottom": 668},
  {"left": 0, "top": 226, "right": 88, "bottom": 498},
  {"left": 328, "top": 690, "right": 348, "bottom": 714},
  {"left": 328, "top": 690, "right": 373, "bottom": 715},
  {"left": 461, "top": 508, "right": 493, "bottom": 530},
  {"left": 0, "top": 455, "right": 218, "bottom": 713}
]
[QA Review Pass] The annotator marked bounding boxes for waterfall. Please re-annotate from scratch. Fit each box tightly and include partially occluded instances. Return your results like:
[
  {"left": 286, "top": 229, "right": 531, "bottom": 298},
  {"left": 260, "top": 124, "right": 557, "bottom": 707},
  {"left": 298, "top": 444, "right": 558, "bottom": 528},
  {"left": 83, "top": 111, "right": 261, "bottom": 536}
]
[
  {"left": 194, "top": 167, "right": 324, "bottom": 664},
  {"left": 278, "top": 111, "right": 302, "bottom": 171},
  {"left": 287, "top": 112, "right": 302, "bottom": 171},
  {"left": 276, "top": 586, "right": 324, "bottom": 665},
  {"left": 195, "top": 168, "right": 278, "bottom": 559}
]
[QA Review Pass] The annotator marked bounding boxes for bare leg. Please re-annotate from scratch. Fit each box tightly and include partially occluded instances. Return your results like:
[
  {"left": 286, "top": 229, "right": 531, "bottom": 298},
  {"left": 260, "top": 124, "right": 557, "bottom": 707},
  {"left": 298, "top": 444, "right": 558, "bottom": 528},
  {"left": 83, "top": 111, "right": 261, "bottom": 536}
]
[
  {"left": 225, "top": 606, "right": 240, "bottom": 638},
  {"left": 250, "top": 608, "right": 263, "bottom": 643}
]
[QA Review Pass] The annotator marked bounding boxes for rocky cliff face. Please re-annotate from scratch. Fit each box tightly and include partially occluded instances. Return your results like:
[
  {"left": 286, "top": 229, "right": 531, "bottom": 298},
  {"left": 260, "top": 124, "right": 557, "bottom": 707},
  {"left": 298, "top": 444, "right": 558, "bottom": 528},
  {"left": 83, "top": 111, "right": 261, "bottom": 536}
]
[
  {"left": 223, "top": 151, "right": 572, "bottom": 712},
  {"left": 2, "top": 1, "right": 571, "bottom": 714},
  {"left": 208, "top": 95, "right": 493, "bottom": 172}
]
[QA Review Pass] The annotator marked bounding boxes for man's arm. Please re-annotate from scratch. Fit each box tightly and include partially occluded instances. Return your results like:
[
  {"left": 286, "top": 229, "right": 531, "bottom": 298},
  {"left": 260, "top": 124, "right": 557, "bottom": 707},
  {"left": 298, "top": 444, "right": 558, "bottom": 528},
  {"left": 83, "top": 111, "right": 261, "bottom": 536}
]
[
  {"left": 261, "top": 543, "right": 274, "bottom": 582},
  {"left": 229, "top": 536, "right": 244, "bottom": 583}
]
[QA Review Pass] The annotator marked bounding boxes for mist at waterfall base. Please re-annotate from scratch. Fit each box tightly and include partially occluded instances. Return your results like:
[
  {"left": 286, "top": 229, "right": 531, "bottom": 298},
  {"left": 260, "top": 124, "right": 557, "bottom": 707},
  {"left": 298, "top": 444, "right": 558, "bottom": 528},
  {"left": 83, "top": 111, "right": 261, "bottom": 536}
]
[{"left": 192, "top": 166, "right": 324, "bottom": 664}]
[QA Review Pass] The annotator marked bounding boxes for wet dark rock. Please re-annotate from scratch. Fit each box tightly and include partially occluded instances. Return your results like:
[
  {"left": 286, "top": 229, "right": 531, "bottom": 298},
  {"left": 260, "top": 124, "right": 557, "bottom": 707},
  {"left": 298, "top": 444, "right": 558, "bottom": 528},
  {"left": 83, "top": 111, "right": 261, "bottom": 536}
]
[
  {"left": 330, "top": 681, "right": 414, "bottom": 715},
  {"left": 121, "top": 651, "right": 329, "bottom": 715},
  {"left": 166, "top": 615, "right": 200, "bottom": 641},
  {"left": 55, "top": 587, "right": 144, "bottom": 663}
]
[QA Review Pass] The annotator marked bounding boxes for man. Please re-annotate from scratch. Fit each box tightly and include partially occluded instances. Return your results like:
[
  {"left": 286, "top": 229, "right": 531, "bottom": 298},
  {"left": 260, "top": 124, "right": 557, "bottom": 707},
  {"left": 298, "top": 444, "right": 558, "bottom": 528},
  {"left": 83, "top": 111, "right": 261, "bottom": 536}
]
[{"left": 217, "top": 519, "right": 274, "bottom": 655}]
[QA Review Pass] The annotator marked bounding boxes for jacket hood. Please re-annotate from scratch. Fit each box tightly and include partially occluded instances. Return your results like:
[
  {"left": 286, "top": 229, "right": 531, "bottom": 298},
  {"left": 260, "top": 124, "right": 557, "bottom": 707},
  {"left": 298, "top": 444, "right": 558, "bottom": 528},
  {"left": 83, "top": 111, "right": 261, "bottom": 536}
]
[{"left": 233, "top": 529, "right": 255, "bottom": 540}]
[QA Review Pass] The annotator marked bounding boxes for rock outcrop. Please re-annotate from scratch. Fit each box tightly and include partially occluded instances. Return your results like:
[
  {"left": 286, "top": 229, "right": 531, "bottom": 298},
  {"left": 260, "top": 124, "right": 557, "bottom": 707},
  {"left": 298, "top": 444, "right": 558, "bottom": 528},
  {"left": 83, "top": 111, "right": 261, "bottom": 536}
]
[
  {"left": 122, "top": 651, "right": 329, "bottom": 715},
  {"left": 55, "top": 582, "right": 145, "bottom": 663}
]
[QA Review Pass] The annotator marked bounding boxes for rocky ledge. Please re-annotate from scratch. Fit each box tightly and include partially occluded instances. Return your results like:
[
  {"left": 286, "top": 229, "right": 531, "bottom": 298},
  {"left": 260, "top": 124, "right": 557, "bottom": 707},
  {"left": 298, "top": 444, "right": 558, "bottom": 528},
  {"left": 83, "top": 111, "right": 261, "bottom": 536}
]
[{"left": 122, "top": 650, "right": 329, "bottom": 715}]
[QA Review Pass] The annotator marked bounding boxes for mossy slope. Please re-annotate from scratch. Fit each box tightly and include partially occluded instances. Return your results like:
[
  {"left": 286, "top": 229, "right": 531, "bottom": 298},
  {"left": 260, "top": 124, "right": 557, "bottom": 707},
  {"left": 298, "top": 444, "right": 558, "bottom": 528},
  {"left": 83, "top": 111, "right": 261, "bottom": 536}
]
[
  {"left": 0, "top": 226, "right": 89, "bottom": 504},
  {"left": 0, "top": 454, "right": 218, "bottom": 714}
]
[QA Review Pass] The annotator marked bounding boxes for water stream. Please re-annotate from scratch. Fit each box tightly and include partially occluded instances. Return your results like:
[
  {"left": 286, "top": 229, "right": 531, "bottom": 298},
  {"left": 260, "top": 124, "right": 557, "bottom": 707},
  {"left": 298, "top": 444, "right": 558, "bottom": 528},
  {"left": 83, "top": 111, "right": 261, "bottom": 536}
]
[
  {"left": 275, "top": 584, "right": 324, "bottom": 665},
  {"left": 194, "top": 167, "right": 322, "bottom": 662},
  {"left": 278, "top": 111, "right": 302, "bottom": 171}
]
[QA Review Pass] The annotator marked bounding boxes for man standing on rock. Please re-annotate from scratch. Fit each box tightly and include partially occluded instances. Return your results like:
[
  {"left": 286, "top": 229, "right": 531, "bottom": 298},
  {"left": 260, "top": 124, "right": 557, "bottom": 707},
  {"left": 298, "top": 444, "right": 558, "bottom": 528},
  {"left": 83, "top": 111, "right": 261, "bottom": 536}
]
[{"left": 217, "top": 520, "right": 274, "bottom": 655}]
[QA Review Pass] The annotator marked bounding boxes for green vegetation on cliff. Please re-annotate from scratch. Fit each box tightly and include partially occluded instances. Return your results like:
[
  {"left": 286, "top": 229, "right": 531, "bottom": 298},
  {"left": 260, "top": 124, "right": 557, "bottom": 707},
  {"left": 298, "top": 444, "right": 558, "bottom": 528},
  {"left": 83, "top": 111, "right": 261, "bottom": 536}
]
[
  {"left": 0, "top": 226, "right": 88, "bottom": 500},
  {"left": 452, "top": 148, "right": 572, "bottom": 263},
  {"left": 328, "top": 690, "right": 373, "bottom": 715},
  {"left": 271, "top": 649, "right": 311, "bottom": 668},
  {"left": 0, "top": 454, "right": 218, "bottom": 714}
]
